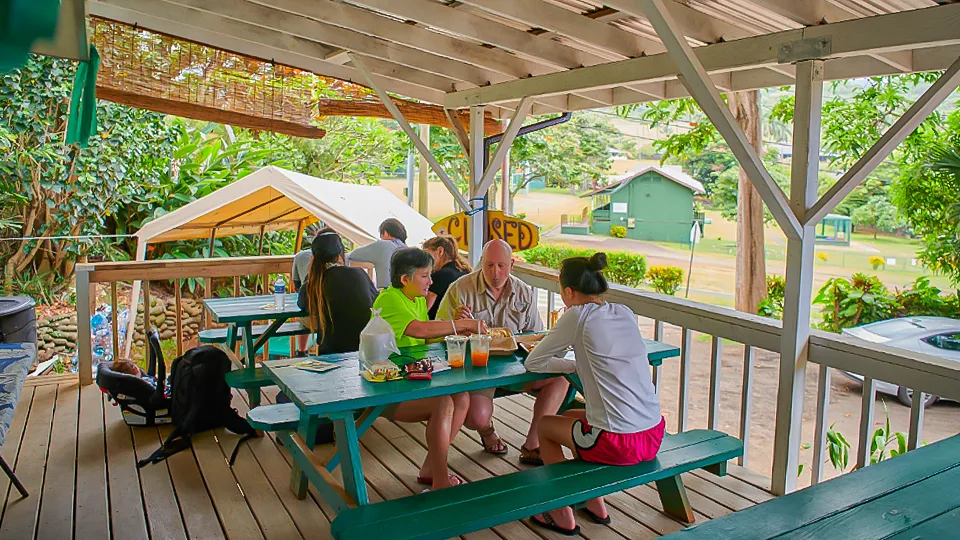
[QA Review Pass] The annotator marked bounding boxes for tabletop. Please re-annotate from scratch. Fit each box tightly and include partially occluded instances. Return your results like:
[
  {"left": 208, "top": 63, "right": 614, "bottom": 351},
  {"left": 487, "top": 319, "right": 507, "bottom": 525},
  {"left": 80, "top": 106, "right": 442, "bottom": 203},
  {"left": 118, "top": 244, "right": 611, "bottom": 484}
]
[
  {"left": 666, "top": 433, "right": 960, "bottom": 538},
  {"left": 266, "top": 338, "right": 680, "bottom": 417},
  {"left": 202, "top": 293, "right": 306, "bottom": 324},
  {"left": 0, "top": 344, "right": 35, "bottom": 447}
]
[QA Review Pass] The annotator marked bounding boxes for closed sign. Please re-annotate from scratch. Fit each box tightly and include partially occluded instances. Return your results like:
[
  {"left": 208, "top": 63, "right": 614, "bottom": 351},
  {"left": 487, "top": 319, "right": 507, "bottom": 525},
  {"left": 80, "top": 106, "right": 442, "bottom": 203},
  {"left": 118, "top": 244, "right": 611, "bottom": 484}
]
[{"left": 433, "top": 210, "right": 539, "bottom": 251}]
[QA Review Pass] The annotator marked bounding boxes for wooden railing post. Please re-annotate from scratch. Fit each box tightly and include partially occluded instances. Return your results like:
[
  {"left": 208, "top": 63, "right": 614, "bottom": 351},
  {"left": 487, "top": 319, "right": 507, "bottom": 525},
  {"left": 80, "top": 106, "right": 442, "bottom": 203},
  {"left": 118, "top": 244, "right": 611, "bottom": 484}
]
[
  {"left": 75, "top": 265, "right": 94, "bottom": 385},
  {"left": 908, "top": 388, "right": 925, "bottom": 451},
  {"left": 856, "top": 377, "right": 877, "bottom": 469},
  {"left": 678, "top": 328, "right": 692, "bottom": 433},
  {"left": 739, "top": 345, "right": 755, "bottom": 467},
  {"left": 811, "top": 364, "right": 831, "bottom": 484},
  {"left": 707, "top": 336, "right": 722, "bottom": 431}
]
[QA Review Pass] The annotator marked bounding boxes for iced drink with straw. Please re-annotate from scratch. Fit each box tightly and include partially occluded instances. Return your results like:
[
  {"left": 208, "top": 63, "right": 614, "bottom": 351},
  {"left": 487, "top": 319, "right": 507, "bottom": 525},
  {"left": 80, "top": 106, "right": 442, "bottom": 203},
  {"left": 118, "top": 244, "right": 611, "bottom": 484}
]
[
  {"left": 445, "top": 335, "right": 468, "bottom": 368},
  {"left": 469, "top": 334, "right": 492, "bottom": 367}
]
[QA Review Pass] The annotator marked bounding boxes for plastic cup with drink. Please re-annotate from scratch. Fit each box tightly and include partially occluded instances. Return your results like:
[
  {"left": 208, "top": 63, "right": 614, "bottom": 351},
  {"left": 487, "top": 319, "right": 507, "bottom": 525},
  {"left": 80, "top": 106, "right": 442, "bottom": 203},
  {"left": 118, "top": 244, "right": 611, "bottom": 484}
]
[
  {"left": 444, "top": 335, "right": 468, "bottom": 368},
  {"left": 469, "top": 334, "right": 492, "bottom": 367}
]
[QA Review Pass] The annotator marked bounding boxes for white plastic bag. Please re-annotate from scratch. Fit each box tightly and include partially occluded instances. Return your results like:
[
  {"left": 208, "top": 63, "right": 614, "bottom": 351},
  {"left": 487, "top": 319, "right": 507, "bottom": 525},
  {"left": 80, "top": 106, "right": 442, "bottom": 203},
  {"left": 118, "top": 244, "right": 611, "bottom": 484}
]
[{"left": 358, "top": 308, "right": 400, "bottom": 371}]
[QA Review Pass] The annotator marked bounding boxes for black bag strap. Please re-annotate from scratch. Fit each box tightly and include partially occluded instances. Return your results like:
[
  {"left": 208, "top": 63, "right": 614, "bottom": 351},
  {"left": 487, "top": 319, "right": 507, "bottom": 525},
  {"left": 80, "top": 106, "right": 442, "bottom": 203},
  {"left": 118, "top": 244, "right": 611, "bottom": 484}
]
[
  {"left": 137, "top": 426, "right": 190, "bottom": 467},
  {"left": 228, "top": 432, "right": 258, "bottom": 466},
  {"left": 147, "top": 329, "right": 167, "bottom": 406}
]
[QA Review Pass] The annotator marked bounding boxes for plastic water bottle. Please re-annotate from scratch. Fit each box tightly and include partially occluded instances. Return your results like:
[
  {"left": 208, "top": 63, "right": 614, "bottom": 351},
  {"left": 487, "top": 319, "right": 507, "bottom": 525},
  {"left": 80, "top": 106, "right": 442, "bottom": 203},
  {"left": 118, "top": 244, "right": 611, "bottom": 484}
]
[{"left": 274, "top": 277, "right": 286, "bottom": 310}]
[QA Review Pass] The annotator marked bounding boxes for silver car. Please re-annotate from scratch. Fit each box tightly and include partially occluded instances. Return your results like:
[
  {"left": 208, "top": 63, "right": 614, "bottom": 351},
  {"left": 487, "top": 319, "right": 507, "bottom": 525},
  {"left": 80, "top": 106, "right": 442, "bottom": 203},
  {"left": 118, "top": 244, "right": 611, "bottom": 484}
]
[{"left": 840, "top": 316, "right": 960, "bottom": 408}]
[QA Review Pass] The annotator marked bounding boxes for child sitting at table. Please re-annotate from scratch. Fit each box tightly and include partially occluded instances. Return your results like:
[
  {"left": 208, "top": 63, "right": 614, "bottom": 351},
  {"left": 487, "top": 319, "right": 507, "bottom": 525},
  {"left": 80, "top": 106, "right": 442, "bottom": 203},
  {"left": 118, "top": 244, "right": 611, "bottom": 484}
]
[
  {"left": 374, "top": 247, "right": 486, "bottom": 491},
  {"left": 524, "top": 252, "right": 665, "bottom": 535}
]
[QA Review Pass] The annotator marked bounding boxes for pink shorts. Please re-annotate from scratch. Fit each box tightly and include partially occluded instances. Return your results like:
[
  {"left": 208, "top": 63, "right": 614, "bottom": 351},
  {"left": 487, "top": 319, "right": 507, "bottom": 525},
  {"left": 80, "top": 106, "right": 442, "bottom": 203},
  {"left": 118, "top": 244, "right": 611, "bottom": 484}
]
[{"left": 572, "top": 416, "right": 666, "bottom": 466}]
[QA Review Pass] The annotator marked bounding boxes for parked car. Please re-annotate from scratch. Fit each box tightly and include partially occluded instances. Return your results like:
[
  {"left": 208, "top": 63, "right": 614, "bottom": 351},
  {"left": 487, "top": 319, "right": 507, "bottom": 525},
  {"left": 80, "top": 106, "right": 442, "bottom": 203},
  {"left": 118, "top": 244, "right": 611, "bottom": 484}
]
[{"left": 839, "top": 316, "right": 960, "bottom": 408}]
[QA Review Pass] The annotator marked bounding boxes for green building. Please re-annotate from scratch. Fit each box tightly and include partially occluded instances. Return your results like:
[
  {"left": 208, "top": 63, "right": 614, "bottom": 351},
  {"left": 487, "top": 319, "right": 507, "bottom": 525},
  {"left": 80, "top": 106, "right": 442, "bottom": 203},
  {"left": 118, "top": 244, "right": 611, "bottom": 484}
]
[{"left": 584, "top": 166, "right": 705, "bottom": 244}]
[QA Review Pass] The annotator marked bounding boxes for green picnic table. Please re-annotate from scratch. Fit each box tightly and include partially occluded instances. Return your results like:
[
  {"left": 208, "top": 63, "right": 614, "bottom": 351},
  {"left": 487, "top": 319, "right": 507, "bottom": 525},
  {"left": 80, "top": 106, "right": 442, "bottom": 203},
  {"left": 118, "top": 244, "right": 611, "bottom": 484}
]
[
  {"left": 203, "top": 293, "right": 308, "bottom": 407},
  {"left": 260, "top": 338, "right": 681, "bottom": 514},
  {"left": 666, "top": 433, "right": 960, "bottom": 539}
]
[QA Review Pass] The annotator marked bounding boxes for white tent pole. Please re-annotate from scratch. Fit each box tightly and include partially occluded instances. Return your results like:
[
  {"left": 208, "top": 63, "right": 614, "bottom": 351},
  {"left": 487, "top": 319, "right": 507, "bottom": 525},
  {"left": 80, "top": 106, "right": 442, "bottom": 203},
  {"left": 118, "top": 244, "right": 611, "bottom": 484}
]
[
  {"left": 123, "top": 239, "right": 147, "bottom": 359},
  {"left": 468, "top": 105, "right": 486, "bottom": 267}
]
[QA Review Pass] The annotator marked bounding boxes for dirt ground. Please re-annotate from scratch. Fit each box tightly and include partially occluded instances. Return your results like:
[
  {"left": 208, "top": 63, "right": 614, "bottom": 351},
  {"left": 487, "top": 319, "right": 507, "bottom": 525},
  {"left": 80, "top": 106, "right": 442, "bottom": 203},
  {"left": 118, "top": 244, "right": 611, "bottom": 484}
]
[{"left": 642, "top": 320, "right": 960, "bottom": 488}]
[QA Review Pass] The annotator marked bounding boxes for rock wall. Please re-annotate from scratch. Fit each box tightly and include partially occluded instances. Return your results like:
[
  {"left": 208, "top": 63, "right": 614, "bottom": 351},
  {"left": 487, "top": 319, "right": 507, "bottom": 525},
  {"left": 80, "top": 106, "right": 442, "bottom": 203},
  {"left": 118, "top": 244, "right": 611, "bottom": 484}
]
[{"left": 36, "top": 297, "right": 205, "bottom": 361}]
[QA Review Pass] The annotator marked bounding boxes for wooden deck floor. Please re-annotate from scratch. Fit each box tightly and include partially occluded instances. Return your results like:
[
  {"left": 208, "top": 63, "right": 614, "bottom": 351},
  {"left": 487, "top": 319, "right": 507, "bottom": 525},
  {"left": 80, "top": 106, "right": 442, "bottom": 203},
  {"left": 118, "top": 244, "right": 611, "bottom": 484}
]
[{"left": 0, "top": 375, "right": 774, "bottom": 540}]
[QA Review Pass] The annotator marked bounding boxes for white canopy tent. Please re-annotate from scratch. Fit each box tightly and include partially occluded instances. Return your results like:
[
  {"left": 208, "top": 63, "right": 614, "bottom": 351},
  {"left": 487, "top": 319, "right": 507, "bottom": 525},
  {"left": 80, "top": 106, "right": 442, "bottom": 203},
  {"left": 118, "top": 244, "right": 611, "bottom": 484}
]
[{"left": 124, "top": 166, "right": 435, "bottom": 355}]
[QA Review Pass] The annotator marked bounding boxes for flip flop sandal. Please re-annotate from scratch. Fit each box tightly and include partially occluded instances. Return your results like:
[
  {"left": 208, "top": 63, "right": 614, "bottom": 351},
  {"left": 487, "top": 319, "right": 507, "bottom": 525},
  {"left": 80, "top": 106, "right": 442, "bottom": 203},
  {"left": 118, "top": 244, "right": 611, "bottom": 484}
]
[
  {"left": 519, "top": 445, "right": 544, "bottom": 465},
  {"left": 530, "top": 513, "right": 580, "bottom": 536},
  {"left": 416, "top": 473, "right": 464, "bottom": 487},
  {"left": 580, "top": 507, "right": 612, "bottom": 525},
  {"left": 478, "top": 424, "right": 508, "bottom": 455}
]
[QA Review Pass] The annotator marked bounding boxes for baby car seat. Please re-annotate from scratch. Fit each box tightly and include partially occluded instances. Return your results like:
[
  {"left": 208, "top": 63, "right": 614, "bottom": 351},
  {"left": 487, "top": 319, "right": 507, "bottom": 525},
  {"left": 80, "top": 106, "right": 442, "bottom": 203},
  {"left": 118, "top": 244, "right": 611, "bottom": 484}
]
[{"left": 96, "top": 328, "right": 171, "bottom": 426}]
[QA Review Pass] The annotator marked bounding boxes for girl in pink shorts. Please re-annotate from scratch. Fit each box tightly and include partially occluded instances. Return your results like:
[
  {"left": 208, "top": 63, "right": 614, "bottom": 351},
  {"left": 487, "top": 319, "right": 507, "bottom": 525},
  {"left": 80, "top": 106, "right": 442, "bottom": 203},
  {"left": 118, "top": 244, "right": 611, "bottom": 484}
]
[{"left": 525, "top": 252, "right": 665, "bottom": 536}]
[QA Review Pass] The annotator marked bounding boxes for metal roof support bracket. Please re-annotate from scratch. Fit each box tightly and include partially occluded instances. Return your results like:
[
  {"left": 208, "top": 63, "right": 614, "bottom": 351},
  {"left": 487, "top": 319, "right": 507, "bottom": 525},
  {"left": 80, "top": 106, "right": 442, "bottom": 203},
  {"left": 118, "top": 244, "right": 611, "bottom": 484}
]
[{"left": 778, "top": 37, "right": 832, "bottom": 64}]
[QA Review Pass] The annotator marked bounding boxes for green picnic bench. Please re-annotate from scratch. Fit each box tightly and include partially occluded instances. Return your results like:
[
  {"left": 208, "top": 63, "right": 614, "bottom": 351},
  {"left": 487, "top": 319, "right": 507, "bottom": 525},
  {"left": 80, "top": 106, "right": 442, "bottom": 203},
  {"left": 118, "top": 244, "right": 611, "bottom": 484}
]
[
  {"left": 664, "top": 432, "right": 960, "bottom": 539},
  {"left": 328, "top": 429, "right": 742, "bottom": 540},
  {"left": 198, "top": 321, "right": 310, "bottom": 345}
]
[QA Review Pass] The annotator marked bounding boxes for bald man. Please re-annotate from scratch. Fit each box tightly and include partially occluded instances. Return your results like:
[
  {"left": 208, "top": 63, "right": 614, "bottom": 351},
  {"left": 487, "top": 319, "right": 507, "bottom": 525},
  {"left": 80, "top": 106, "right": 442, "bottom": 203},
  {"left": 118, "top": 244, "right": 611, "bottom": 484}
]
[{"left": 435, "top": 239, "right": 569, "bottom": 465}]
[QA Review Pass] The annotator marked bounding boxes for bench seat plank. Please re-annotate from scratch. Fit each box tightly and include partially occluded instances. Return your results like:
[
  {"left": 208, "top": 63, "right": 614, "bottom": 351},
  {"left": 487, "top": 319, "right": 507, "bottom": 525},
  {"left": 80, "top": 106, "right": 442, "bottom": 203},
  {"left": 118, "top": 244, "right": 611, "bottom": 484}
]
[
  {"left": 330, "top": 429, "right": 742, "bottom": 540},
  {"left": 225, "top": 367, "right": 274, "bottom": 390},
  {"left": 199, "top": 322, "right": 310, "bottom": 344},
  {"left": 246, "top": 403, "right": 300, "bottom": 432},
  {"left": 667, "top": 433, "right": 960, "bottom": 539}
]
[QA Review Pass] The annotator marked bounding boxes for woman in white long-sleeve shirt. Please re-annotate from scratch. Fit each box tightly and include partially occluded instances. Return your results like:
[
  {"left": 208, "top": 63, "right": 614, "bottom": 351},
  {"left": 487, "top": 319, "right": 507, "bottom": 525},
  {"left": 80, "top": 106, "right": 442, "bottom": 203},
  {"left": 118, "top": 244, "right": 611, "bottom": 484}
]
[{"left": 525, "top": 252, "right": 665, "bottom": 536}]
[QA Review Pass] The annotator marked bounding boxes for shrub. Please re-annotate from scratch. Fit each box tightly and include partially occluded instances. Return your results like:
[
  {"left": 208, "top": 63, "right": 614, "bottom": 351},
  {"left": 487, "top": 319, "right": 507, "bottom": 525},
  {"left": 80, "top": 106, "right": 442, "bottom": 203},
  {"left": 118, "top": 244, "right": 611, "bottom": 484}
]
[
  {"left": 757, "top": 274, "right": 786, "bottom": 319},
  {"left": 646, "top": 266, "right": 684, "bottom": 295},
  {"left": 610, "top": 225, "right": 627, "bottom": 238},
  {"left": 816, "top": 252, "right": 829, "bottom": 262},
  {"left": 869, "top": 256, "right": 885, "bottom": 270},
  {"left": 521, "top": 245, "right": 647, "bottom": 288},
  {"left": 813, "top": 273, "right": 899, "bottom": 332}
]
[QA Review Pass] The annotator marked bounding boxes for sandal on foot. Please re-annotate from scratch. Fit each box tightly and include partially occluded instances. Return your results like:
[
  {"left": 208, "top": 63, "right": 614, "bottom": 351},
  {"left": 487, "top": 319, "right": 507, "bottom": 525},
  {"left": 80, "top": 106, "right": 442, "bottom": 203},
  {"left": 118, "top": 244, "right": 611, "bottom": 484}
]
[
  {"left": 530, "top": 513, "right": 580, "bottom": 536},
  {"left": 580, "top": 507, "right": 612, "bottom": 525},
  {"left": 519, "top": 445, "right": 544, "bottom": 465},
  {"left": 478, "top": 424, "right": 508, "bottom": 455},
  {"left": 416, "top": 473, "right": 464, "bottom": 487}
]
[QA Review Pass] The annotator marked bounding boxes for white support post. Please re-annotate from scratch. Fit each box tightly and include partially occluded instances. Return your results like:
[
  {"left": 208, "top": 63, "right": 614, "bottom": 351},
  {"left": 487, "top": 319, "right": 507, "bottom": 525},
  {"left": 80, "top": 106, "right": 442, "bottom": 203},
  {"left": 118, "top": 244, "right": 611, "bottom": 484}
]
[
  {"left": 349, "top": 53, "right": 470, "bottom": 211},
  {"left": 805, "top": 55, "right": 960, "bottom": 226},
  {"left": 677, "top": 328, "right": 692, "bottom": 433},
  {"left": 857, "top": 377, "right": 877, "bottom": 469},
  {"left": 772, "top": 60, "right": 823, "bottom": 496},
  {"left": 418, "top": 124, "right": 430, "bottom": 217},
  {"left": 707, "top": 336, "right": 722, "bottom": 431},
  {"left": 468, "top": 105, "right": 486, "bottom": 267},
  {"left": 476, "top": 97, "right": 532, "bottom": 194},
  {"left": 738, "top": 345, "right": 755, "bottom": 467},
  {"left": 631, "top": 0, "right": 801, "bottom": 240},
  {"left": 908, "top": 388, "right": 925, "bottom": 451},
  {"left": 76, "top": 265, "right": 94, "bottom": 386}
]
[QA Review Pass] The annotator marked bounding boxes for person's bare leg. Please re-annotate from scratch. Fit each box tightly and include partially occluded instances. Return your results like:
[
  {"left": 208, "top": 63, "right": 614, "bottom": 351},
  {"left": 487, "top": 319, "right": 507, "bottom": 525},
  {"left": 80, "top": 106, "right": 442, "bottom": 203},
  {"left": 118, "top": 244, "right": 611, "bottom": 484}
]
[
  {"left": 391, "top": 397, "right": 457, "bottom": 489},
  {"left": 464, "top": 393, "right": 505, "bottom": 453},
  {"left": 450, "top": 392, "right": 470, "bottom": 443},
  {"left": 562, "top": 410, "right": 608, "bottom": 520},
  {"left": 296, "top": 334, "right": 309, "bottom": 354},
  {"left": 525, "top": 377, "right": 570, "bottom": 450},
  {"left": 534, "top": 414, "right": 579, "bottom": 529}
]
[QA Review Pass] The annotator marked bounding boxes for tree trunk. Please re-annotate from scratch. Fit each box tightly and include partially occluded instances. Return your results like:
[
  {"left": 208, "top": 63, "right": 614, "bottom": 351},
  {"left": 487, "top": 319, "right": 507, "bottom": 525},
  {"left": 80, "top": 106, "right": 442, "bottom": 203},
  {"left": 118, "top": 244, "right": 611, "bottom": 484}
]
[{"left": 730, "top": 90, "right": 767, "bottom": 314}]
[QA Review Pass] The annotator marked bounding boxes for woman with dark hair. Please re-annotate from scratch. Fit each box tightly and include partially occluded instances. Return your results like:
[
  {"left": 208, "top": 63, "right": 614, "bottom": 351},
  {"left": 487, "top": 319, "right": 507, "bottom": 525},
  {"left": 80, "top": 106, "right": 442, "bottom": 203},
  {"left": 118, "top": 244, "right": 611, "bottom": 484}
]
[
  {"left": 422, "top": 235, "right": 471, "bottom": 320},
  {"left": 524, "top": 252, "right": 664, "bottom": 535},
  {"left": 346, "top": 218, "right": 408, "bottom": 289},
  {"left": 373, "top": 247, "right": 485, "bottom": 491},
  {"left": 296, "top": 228, "right": 378, "bottom": 354}
]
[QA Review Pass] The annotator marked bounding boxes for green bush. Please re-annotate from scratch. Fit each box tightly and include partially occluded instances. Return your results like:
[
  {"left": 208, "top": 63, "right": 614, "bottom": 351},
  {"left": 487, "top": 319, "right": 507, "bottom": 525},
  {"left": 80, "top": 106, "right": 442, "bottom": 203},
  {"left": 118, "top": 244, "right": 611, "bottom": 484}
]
[
  {"left": 610, "top": 225, "right": 627, "bottom": 239},
  {"left": 521, "top": 245, "right": 646, "bottom": 288},
  {"left": 814, "top": 273, "right": 902, "bottom": 332},
  {"left": 646, "top": 266, "right": 684, "bottom": 295},
  {"left": 757, "top": 274, "right": 786, "bottom": 319}
]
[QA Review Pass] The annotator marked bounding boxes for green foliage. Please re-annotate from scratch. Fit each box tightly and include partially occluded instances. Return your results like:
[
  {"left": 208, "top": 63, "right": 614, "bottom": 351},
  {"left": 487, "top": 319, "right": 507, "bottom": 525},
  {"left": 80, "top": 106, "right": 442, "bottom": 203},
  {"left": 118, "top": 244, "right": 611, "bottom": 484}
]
[
  {"left": 711, "top": 159, "right": 835, "bottom": 223},
  {"left": 852, "top": 195, "right": 905, "bottom": 238},
  {"left": 610, "top": 225, "right": 627, "bottom": 239},
  {"left": 894, "top": 138, "right": 960, "bottom": 285},
  {"left": 869, "top": 256, "right": 886, "bottom": 270},
  {"left": 521, "top": 245, "right": 647, "bottom": 288},
  {"left": 757, "top": 274, "right": 786, "bottom": 319},
  {"left": 813, "top": 274, "right": 960, "bottom": 333},
  {"left": 813, "top": 273, "right": 899, "bottom": 332},
  {"left": 0, "top": 54, "right": 177, "bottom": 296},
  {"left": 429, "top": 113, "right": 618, "bottom": 211},
  {"left": 869, "top": 403, "right": 909, "bottom": 465},
  {"left": 825, "top": 424, "right": 851, "bottom": 472},
  {"left": 646, "top": 266, "right": 684, "bottom": 296}
]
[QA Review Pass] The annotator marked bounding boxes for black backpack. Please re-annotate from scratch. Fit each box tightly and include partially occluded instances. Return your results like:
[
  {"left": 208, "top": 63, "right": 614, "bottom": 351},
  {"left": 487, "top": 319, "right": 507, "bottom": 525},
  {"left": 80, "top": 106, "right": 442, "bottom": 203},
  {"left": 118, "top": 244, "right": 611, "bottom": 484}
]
[{"left": 137, "top": 345, "right": 256, "bottom": 468}]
